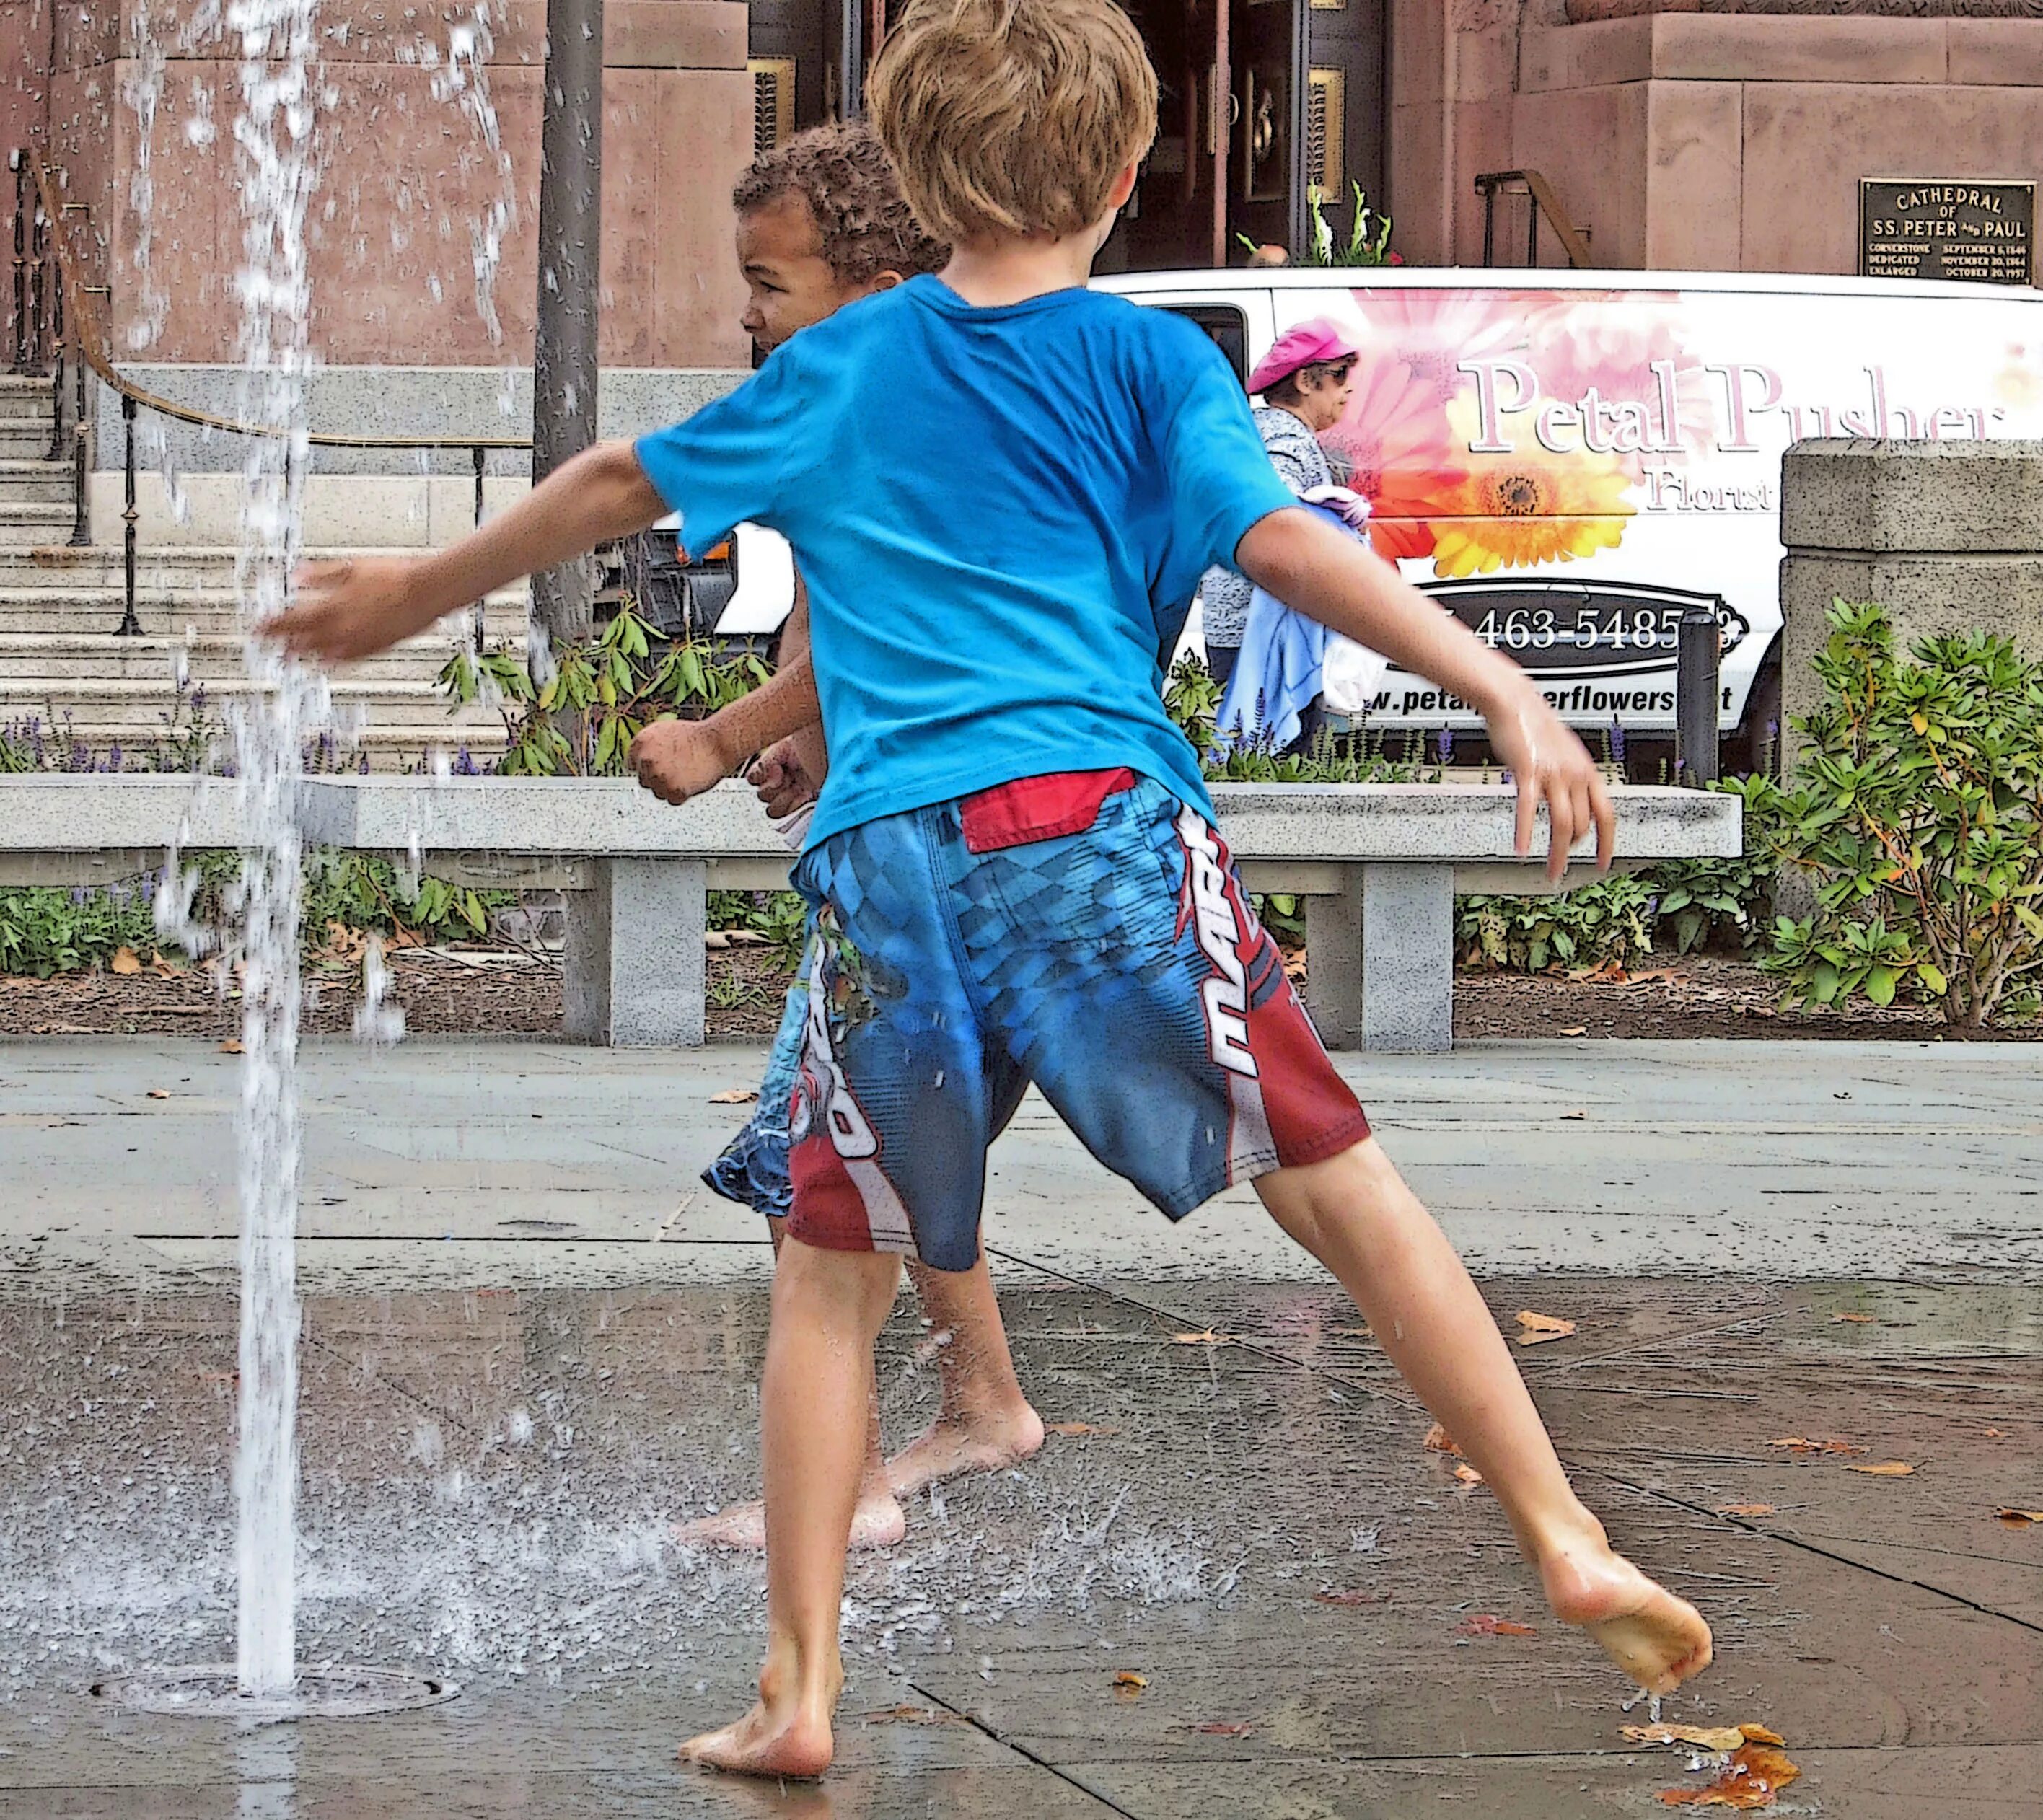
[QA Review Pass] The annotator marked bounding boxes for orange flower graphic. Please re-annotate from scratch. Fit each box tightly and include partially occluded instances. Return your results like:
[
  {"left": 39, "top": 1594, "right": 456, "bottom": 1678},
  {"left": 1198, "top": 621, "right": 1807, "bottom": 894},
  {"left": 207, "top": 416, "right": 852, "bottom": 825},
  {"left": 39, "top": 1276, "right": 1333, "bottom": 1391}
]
[{"left": 1420, "top": 397, "right": 1636, "bottom": 579}]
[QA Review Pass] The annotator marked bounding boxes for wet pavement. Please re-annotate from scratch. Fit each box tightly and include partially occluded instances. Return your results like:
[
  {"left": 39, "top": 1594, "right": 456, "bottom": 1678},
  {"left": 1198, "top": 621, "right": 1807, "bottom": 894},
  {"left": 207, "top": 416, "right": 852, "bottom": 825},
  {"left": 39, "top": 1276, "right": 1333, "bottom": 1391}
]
[{"left": 3, "top": 1039, "right": 2042, "bottom": 1816}]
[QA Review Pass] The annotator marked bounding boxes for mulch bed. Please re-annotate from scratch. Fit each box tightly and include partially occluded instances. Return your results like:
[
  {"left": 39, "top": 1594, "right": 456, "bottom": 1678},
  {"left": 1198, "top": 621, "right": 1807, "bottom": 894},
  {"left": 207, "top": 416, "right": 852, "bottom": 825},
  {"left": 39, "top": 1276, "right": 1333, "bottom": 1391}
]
[
  {"left": 0, "top": 944, "right": 790, "bottom": 1042},
  {"left": 0, "top": 949, "right": 2030, "bottom": 1044}
]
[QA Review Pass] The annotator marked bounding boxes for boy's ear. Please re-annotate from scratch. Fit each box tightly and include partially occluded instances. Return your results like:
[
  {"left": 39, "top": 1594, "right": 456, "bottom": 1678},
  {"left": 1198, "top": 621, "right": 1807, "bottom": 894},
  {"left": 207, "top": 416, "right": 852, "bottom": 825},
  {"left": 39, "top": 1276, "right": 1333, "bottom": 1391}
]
[
  {"left": 1107, "top": 160, "right": 1140, "bottom": 211},
  {"left": 870, "top": 270, "right": 905, "bottom": 292}
]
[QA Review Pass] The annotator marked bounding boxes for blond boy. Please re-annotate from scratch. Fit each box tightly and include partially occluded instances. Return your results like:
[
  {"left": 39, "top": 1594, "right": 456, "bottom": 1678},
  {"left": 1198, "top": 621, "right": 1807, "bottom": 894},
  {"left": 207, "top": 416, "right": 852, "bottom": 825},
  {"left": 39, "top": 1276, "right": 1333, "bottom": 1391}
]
[{"left": 271, "top": 0, "right": 1713, "bottom": 1781}]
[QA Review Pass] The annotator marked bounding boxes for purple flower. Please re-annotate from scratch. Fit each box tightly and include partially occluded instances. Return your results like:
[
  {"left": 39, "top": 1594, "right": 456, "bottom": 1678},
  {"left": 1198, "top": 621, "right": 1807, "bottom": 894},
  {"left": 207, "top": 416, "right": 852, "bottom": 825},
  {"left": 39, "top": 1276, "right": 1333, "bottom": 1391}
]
[
  {"left": 1434, "top": 727, "right": 1454, "bottom": 765},
  {"left": 1609, "top": 718, "right": 1627, "bottom": 764},
  {"left": 454, "top": 745, "right": 478, "bottom": 776}
]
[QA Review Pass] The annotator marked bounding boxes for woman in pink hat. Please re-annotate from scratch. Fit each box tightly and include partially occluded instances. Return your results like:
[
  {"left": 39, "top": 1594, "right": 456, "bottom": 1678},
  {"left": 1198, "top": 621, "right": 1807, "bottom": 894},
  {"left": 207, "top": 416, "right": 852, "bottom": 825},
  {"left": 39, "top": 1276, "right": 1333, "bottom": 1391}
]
[{"left": 1199, "top": 317, "right": 1361, "bottom": 690}]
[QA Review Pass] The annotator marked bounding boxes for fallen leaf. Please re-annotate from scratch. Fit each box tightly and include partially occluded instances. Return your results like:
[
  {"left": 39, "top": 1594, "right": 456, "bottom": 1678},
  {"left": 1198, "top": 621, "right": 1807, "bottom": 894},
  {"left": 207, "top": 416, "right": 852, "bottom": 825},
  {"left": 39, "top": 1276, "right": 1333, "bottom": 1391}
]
[
  {"left": 1045, "top": 1421, "right": 1120, "bottom": 1438},
  {"left": 146, "top": 1089, "right": 170, "bottom": 1100},
  {"left": 110, "top": 947, "right": 141, "bottom": 975},
  {"left": 1738, "top": 1726, "right": 1785, "bottom": 1746},
  {"left": 1423, "top": 1423, "right": 1463, "bottom": 1456},
  {"left": 216, "top": 1039, "right": 244, "bottom": 1055},
  {"left": 724, "top": 929, "right": 768, "bottom": 946},
  {"left": 1624, "top": 1723, "right": 1747, "bottom": 1753},
  {"left": 859, "top": 1705, "right": 964, "bottom": 1727},
  {"left": 703, "top": 930, "right": 731, "bottom": 950},
  {"left": 1993, "top": 1508, "right": 2043, "bottom": 1528},
  {"left": 1332, "top": 1325, "right": 1374, "bottom": 1339},
  {"left": 1832, "top": 1312, "right": 1876, "bottom": 1324},
  {"left": 1458, "top": 1614, "right": 1536, "bottom": 1637},
  {"left": 1985, "top": 1428, "right": 2005, "bottom": 1439},
  {"left": 1658, "top": 1734, "right": 1801, "bottom": 1807},
  {"left": 1169, "top": 1329, "right": 1231, "bottom": 1346},
  {"left": 1560, "top": 1025, "right": 1588, "bottom": 1037},
  {"left": 1186, "top": 1720, "right": 1255, "bottom": 1736},
  {"left": 1846, "top": 1460, "right": 1915, "bottom": 1477},
  {"left": 1453, "top": 1462, "right": 1485, "bottom": 1486},
  {"left": 1112, "top": 1671, "right": 1147, "bottom": 1694},
  {"left": 1312, "top": 1588, "right": 1388, "bottom": 1607},
  {"left": 707, "top": 1088, "right": 759, "bottom": 1104},
  {"left": 1769, "top": 1436, "right": 1865, "bottom": 1456},
  {"left": 1516, "top": 1310, "right": 1577, "bottom": 1345},
  {"left": 1560, "top": 1108, "right": 1588, "bottom": 1120},
  {"left": 1715, "top": 1503, "right": 1777, "bottom": 1519}
]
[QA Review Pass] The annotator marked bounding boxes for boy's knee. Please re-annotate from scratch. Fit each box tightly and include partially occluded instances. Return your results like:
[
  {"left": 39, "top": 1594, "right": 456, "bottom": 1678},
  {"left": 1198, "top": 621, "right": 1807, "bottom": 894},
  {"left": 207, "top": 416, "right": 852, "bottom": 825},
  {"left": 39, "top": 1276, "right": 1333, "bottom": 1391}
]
[
  {"left": 1256, "top": 1136, "right": 1395, "bottom": 1242},
  {"left": 774, "top": 1235, "right": 902, "bottom": 1329}
]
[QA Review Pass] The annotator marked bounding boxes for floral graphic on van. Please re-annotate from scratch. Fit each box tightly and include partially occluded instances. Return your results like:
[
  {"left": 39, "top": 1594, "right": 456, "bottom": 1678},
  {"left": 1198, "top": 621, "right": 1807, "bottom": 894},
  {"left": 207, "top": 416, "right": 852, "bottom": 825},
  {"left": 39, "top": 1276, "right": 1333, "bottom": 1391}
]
[
  {"left": 1424, "top": 397, "right": 1635, "bottom": 577},
  {"left": 1322, "top": 288, "right": 1704, "bottom": 577}
]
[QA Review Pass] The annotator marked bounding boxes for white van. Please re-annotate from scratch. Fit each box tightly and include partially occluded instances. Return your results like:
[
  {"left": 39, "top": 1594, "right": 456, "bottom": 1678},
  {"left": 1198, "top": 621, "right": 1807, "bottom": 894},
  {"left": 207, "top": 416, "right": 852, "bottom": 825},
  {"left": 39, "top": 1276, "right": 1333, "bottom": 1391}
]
[{"left": 690, "top": 268, "right": 2043, "bottom": 762}]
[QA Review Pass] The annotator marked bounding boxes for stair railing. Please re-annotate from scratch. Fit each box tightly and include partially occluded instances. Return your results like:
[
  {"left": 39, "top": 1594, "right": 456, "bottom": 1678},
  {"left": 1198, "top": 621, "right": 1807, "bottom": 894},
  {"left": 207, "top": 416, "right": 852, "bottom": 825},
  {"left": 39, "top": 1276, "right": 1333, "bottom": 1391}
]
[
  {"left": 10, "top": 146, "right": 531, "bottom": 641},
  {"left": 1473, "top": 169, "right": 1594, "bottom": 271}
]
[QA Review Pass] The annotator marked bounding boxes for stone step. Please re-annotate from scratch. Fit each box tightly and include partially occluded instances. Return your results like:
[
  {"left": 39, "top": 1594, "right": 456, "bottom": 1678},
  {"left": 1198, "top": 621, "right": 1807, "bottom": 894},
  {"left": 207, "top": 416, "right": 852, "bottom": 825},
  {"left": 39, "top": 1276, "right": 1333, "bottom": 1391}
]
[
  {"left": 0, "top": 387, "right": 51, "bottom": 426},
  {"left": 0, "top": 544, "right": 533, "bottom": 594},
  {"left": 0, "top": 460, "right": 77, "bottom": 501},
  {"left": 0, "top": 674, "right": 512, "bottom": 723},
  {"left": 0, "top": 719, "right": 510, "bottom": 770},
  {"left": 0, "top": 425, "right": 57, "bottom": 455},
  {"left": 0, "top": 630, "right": 524, "bottom": 680}
]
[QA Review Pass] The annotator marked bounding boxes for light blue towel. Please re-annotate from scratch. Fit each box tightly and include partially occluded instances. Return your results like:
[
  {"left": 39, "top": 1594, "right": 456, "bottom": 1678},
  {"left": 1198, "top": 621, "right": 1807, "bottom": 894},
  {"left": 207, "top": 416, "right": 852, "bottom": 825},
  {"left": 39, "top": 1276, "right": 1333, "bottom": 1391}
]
[{"left": 1215, "top": 499, "right": 1350, "bottom": 752}]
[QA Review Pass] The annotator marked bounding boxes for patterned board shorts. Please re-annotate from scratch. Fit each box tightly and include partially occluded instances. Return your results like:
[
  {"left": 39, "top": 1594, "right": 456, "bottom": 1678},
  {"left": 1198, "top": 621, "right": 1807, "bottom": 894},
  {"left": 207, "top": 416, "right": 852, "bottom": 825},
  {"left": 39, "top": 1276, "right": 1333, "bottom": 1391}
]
[{"left": 769, "top": 772, "right": 1370, "bottom": 1273}]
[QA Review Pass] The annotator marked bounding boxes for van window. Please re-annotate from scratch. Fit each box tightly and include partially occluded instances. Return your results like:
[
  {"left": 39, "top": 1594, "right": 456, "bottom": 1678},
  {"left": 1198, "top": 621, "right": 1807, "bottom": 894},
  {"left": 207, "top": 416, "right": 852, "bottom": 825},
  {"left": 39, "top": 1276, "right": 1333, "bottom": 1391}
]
[{"left": 1162, "top": 304, "right": 1249, "bottom": 383}]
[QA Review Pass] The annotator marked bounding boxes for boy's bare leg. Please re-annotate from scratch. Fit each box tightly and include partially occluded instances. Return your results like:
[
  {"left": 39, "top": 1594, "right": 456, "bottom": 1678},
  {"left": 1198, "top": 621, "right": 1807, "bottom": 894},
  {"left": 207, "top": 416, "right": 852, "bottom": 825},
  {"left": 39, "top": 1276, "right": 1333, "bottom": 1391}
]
[
  {"left": 681, "top": 1238, "right": 900, "bottom": 1779},
  {"left": 886, "top": 1253, "right": 1045, "bottom": 1500},
  {"left": 675, "top": 1215, "right": 907, "bottom": 1552},
  {"left": 1256, "top": 1138, "right": 1713, "bottom": 1696}
]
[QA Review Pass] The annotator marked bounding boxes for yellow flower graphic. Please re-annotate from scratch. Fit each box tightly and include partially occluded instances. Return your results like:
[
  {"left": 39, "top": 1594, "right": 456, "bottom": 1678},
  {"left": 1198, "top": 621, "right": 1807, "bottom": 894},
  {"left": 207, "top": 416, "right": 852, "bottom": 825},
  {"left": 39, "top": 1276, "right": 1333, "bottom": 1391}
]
[{"left": 1423, "top": 398, "right": 1638, "bottom": 579}]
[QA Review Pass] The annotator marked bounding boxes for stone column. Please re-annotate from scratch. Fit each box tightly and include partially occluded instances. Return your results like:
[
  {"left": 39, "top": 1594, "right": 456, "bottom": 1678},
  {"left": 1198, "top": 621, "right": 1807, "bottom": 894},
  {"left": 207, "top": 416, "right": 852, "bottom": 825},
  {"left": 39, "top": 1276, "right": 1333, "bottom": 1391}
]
[{"left": 1779, "top": 439, "right": 2043, "bottom": 777}]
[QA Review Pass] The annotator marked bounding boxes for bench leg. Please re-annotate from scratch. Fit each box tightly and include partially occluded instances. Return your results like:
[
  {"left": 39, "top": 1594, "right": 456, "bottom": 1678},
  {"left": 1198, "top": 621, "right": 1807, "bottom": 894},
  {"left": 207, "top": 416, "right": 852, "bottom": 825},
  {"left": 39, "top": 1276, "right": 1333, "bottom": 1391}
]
[
  {"left": 1360, "top": 863, "right": 1454, "bottom": 1052},
  {"left": 1304, "top": 869, "right": 1365, "bottom": 1050},
  {"left": 563, "top": 857, "right": 706, "bottom": 1047}
]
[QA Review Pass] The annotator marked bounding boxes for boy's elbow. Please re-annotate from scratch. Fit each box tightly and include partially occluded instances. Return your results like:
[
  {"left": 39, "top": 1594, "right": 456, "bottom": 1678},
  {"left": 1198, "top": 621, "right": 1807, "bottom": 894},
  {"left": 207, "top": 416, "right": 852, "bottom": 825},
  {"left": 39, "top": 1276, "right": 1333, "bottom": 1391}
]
[{"left": 1234, "top": 503, "right": 1319, "bottom": 590}]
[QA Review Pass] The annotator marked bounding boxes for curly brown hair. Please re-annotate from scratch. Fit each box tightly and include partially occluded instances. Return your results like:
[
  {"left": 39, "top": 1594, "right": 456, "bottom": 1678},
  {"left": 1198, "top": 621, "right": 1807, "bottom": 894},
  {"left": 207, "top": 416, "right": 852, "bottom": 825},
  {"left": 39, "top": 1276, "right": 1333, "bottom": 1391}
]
[{"left": 732, "top": 122, "right": 950, "bottom": 288}]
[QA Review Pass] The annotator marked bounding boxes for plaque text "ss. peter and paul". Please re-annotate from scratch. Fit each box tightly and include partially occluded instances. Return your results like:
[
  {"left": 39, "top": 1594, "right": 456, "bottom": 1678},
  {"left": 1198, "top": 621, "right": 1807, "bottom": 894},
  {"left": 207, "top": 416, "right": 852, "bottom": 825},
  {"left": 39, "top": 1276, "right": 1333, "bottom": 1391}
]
[{"left": 1860, "top": 179, "right": 2035, "bottom": 288}]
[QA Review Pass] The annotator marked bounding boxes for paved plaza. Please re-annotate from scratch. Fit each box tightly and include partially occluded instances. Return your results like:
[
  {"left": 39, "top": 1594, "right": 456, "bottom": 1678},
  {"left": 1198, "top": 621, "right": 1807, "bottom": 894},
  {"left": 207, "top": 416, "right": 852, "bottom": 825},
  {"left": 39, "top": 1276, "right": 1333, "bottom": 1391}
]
[{"left": 2, "top": 1037, "right": 2041, "bottom": 1816}]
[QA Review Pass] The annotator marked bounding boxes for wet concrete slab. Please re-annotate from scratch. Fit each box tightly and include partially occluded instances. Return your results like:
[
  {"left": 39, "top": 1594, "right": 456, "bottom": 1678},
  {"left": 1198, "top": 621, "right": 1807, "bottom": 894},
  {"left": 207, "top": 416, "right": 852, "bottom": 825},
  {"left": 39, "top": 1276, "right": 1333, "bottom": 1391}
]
[
  {"left": 1, "top": 1275, "right": 2039, "bottom": 1816},
  {"left": 6, "top": 1034, "right": 2042, "bottom": 1813}
]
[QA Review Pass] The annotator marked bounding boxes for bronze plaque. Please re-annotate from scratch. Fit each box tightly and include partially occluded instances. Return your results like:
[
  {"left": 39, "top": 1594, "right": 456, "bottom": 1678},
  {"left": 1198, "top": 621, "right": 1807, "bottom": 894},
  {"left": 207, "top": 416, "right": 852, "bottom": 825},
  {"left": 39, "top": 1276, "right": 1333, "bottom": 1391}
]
[{"left": 1860, "top": 178, "right": 2035, "bottom": 287}]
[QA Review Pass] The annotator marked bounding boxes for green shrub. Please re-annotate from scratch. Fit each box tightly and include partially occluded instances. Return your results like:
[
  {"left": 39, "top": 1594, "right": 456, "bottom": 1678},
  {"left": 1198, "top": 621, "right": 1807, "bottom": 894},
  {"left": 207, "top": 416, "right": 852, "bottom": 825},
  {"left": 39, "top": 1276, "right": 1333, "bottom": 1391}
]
[
  {"left": 1754, "top": 599, "right": 2043, "bottom": 1030},
  {"left": 441, "top": 603, "right": 768, "bottom": 777}
]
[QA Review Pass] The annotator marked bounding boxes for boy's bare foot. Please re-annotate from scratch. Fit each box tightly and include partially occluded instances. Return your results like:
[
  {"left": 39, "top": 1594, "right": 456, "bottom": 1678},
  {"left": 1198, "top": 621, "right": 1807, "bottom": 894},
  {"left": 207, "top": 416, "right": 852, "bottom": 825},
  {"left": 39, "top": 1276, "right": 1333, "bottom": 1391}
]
[
  {"left": 681, "top": 1647, "right": 840, "bottom": 1781},
  {"left": 674, "top": 1485, "right": 908, "bottom": 1552},
  {"left": 1537, "top": 1521, "right": 1714, "bottom": 1695},
  {"left": 885, "top": 1401, "right": 1045, "bottom": 1501}
]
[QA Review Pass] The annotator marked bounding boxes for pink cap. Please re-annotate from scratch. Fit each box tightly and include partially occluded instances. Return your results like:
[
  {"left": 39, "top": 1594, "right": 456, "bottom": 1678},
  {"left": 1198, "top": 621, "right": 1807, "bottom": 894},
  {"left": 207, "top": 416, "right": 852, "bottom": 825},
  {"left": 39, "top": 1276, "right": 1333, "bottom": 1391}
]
[{"left": 1247, "top": 317, "right": 1361, "bottom": 395}]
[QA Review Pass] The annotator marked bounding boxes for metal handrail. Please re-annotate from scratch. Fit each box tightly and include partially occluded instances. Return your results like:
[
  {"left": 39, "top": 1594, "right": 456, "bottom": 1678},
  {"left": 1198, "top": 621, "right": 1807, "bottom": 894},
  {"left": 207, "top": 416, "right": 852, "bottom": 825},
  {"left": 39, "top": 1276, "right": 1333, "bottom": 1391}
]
[
  {"left": 10, "top": 146, "right": 530, "bottom": 639},
  {"left": 1473, "top": 169, "right": 1594, "bottom": 271}
]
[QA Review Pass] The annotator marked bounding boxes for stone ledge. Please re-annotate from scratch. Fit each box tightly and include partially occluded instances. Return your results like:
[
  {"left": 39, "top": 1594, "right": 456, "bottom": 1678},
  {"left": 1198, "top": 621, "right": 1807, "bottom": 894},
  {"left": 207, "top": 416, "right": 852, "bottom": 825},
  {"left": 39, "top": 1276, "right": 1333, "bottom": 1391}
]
[
  {"left": 0, "top": 776, "right": 1742, "bottom": 869},
  {"left": 1782, "top": 439, "right": 2043, "bottom": 555},
  {"left": 1525, "top": 12, "right": 2043, "bottom": 90}
]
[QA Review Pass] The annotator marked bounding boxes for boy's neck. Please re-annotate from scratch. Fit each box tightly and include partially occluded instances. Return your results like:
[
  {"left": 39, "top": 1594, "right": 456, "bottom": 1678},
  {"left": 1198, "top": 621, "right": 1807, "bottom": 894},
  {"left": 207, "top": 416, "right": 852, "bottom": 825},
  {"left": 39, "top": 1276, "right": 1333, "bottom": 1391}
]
[{"left": 940, "top": 230, "right": 1099, "bottom": 307}]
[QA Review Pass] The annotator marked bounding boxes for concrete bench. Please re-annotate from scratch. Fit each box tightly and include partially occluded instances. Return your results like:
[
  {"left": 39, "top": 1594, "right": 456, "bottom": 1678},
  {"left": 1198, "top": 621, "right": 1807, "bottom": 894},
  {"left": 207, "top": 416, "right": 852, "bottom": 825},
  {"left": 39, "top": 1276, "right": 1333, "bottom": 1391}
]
[{"left": 0, "top": 775, "right": 1740, "bottom": 1051}]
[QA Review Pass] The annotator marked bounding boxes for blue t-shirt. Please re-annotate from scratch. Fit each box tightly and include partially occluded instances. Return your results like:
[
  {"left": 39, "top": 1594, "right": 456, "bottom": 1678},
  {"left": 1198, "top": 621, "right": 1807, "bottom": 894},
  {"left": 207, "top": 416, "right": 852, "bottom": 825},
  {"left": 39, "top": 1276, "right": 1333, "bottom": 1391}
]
[{"left": 633, "top": 276, "right": 1295, "bottom": 849}]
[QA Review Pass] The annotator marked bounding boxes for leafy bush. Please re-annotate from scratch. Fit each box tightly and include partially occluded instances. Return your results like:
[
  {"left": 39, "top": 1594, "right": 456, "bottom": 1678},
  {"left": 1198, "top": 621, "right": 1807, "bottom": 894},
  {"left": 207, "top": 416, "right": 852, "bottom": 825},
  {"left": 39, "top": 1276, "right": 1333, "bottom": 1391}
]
[
  {"left": 442, "top": 604, "right": 768, "bottom": 777},
  {"left": 1457, "top": 875, "right": 1658, "bottom": 975},
  {"left": 1754, "top": 599, "right": 2043, "bottom": 1030}
]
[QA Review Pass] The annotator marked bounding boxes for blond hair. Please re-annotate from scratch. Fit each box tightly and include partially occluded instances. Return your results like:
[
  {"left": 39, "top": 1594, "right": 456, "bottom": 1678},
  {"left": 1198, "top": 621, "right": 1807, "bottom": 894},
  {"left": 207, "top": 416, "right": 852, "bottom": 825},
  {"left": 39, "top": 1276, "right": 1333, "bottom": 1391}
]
[{"left": 869, "top": 0, "right": 1158, "bottom": 246}]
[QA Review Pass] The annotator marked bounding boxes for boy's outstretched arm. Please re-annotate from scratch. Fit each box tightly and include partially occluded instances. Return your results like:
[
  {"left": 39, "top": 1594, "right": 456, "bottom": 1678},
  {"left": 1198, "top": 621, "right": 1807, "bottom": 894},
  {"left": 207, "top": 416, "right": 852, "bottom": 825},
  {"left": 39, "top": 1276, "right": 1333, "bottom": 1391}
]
[
  {"left": 1235, "top": 508, "right": 1616, "bottom": 880},
  {"left": 263, "top": 441, "right": 667, "bottom": 663}
]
